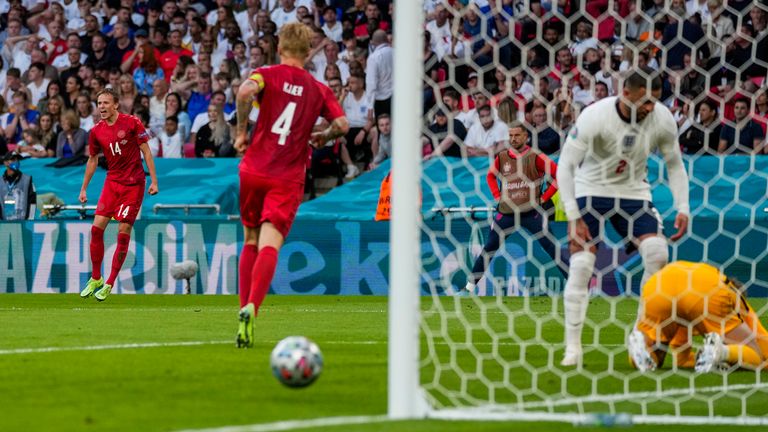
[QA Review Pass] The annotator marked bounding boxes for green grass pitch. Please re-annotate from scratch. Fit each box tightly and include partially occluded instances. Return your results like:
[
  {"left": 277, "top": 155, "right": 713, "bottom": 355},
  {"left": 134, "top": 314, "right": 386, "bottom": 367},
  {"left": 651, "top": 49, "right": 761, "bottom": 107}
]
[{"left": 0, "top": 294, "right": 765, "bottom": 432}]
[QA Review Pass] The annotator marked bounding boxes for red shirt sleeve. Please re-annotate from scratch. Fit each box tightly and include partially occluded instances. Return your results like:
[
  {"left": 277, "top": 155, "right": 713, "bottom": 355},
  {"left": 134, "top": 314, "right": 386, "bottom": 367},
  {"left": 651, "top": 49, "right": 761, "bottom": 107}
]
[
  {"left": 320, "top": 83, "right": 345, "bottom": 122},
  {"left": 535, "top": 153, "right": 559, "bottom": 203},
  {"left": 487, "top": 156, "right": 501, "bottom": 200}
]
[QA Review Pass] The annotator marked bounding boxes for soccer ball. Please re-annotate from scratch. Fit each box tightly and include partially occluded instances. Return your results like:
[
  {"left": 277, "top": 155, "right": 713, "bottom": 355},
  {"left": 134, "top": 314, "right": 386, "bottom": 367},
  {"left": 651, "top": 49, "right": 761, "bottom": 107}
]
[{"left": 270, "top": 336, "right": 323, "bottom": 388}]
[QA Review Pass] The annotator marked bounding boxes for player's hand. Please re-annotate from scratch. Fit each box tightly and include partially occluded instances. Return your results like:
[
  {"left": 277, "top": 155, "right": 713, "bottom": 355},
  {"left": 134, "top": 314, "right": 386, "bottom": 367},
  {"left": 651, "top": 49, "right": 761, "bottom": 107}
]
[
  {"left": 148, "top": 182, "right": 159, "bottom": 195},
  {"left": 234, "top": 135, "right": 249, "bottom": 154},
  {"left": 568, "top": 218, "right": 592, "bottom": 249},
  {"left": 309, "top": 131, "right": 326, "bottom": 148},
  {"left": 78, "top": 190, "right": 87, "bottom": 204},
  {"left": 669, "top": 213, "right": 689, "bottom": 242}
]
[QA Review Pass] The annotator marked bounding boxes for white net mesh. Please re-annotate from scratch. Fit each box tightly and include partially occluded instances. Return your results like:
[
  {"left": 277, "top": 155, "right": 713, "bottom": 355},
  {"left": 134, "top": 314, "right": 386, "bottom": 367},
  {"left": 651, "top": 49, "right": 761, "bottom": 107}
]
[{"left": 414, "top": 0, "right": 768, "bottom": 425}]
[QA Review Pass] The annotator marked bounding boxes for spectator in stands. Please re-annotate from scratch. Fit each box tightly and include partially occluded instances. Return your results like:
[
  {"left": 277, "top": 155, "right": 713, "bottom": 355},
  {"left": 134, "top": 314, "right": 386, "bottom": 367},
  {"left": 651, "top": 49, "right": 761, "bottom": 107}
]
[
  {"left": 149, "top": 79, "right": 169, "bottom": 134},
  {"left": 725, "top": 24, "right": 763, "bottom": 81},
  {"left": 530, "top": 106, "right": 560, "bottom": 154},
  {"left": 3, "top": 91, "right": 38, "bottom": 144},
  {"left": 593, "top": 81, "right": 609, "bottom": 102},
  {"left": 441, "top": 89, "right": 471, "bottom": 127},
  {"left": 17, "top": 128, "right": 47, "bottom": 158},
  {"left": 25, "top": 63, "right": 50, "bottom": 108},
  {"left": 63, "top": 76, "right": 84, "bottom": 110},
  {"left": 679, "top": 99, "right": 721, "bottom": 155},
  {"left": 59, "top": 47, "right": 86, "bottom": 84},
  {"left": 462, "top": 4, "right": 493, "bottom": 67},
  {"left": 570, "top": 21, "right": 599, "bottom": 56},
  {"left": 271, "top": 0, "right": 299, "bottom": 31},
  {"left": 165, "top": 92, "right": 190, "bottom": 142},
  {"left": 662, "top": 6, "right": 708, "bottom": 70},
  {"left": 86, "top": 33, "right": 112, "bottom": 71},
  {"left": 117, "top": 74, "right": 139, "bottom": 114},
  {"left": 366, "top": 29, "right": 393, "bottom": 117},
  {"left": 37, "top": 81, "right": 61, "bottom": 116},
  {"left": 571, "top": 73, "right": 595, "bottom": 107},
  {"left": 155, "top": 115, "right": 184, "bottom": 158},
  {"left": 464, "top": 105, "right": 508, "bottom": 157},
  {"left": 195, "top": 103, "right": 234, "bottom": 157},
  {"left": 322, "top": 6, "right": 343, "bottom": 42},
  {"left": 549, "top": 48, "right": 578, "bottom": 90},
  {"left": 719, "top": 99, "right": 766, "bottom": 154},
  {"left": 370, "top": 113, "right": 391, "bottom": 169},
  {"left": 38, "top": 113, "right": 60, "bottom": 157},
  {"left": 75, "top": 93, "right": 96, "bottom": 132},
  {"left": 755, "top": 89, "right": 768, "bottom": 126},
  {"left": 186, "top": 71, "right": 213, "bottom": 122},
  {"left": 106, "top": 23, "right": 136, "bottom": 71},
  {"left": 191, "top": 91, "right": 228, "bottom": 143},
  {"left": 703, "top": 0, "right": 735, "bottom": 62},
  {"left": 45, "top": 96, "right": 65, "bottom": 129},
  {"left": 1, "top": 69, "right": 23, "bottom": 105},
  {"left": 341, "top": 73, "right": 374, "bottom": 164},
  {"left": 133, "top": 44, "right": 165, "bottom": 96},
  {"left": 626, "top": 0, "right": 653, "bottom": 40},
  {"left": 55, "top": 110, "right": 86, "bottom": 158},
  {"left": 160, "top": 30, "right": 195, "bottom": 79},
  {"left": 423, "top": 108, "right": 467, "bottom": 159}
]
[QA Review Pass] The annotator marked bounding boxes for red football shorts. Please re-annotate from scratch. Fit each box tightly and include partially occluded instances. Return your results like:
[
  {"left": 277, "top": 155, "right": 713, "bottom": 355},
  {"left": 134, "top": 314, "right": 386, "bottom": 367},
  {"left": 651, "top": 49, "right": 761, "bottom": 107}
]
[
  {"left": 95, "top": 178, "right": 145, "bottom": 225},
  {"left": 239, "top": 170, "right": 303, "bottom": 238}
]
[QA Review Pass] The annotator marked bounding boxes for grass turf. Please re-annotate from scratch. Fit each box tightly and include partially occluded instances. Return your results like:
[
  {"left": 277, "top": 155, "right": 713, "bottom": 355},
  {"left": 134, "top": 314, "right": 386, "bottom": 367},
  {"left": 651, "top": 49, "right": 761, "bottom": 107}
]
[{"left": 0, "top": 294, "right": 765, "bottom": 432}]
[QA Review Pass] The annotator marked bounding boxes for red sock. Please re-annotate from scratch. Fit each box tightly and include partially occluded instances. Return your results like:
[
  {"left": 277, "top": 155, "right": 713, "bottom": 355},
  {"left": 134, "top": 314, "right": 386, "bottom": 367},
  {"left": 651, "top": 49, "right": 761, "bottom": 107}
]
[
  {"left": 247, "top": 246, "right": 278, "bottom": 313},
  {"left": 238, "top": 244, "right": 258, "bottom": 308},
  {"left": 106, "top": 232, "right": 131, "bottom": 286},
  {"left": 90, "top": 226, "right": 105, "bottom": 280}
]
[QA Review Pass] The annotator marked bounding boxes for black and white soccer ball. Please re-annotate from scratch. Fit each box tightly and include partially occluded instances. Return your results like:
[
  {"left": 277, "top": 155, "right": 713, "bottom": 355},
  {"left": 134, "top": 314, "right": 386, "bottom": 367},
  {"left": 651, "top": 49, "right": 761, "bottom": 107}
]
[{"left": 270, "top": 336, "right": 323, "bottom": 388}]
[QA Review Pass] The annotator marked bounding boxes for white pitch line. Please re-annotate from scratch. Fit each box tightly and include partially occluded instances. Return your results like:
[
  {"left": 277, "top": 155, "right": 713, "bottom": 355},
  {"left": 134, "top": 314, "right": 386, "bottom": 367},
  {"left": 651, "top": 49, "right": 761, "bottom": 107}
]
[
  {"left": 173, "top": 415, "right": 391, "bottom": 432},
  {"left": 0, "top": 340, "right": 232, "bottom": 355},
  {"left": 520, "top": 382, "right": 768, "bottom": 409},
  {"left": 0, "top": 340, "right": 631, "bottom": 356}
]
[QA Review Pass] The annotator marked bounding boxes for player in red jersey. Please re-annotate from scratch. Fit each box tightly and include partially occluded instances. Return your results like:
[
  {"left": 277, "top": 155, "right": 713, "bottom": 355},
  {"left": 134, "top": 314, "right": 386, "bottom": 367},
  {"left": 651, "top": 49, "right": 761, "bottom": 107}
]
[
  {"left": 78, "top": 88, "right": 159, "bottom": 301},
  {"left": 233, "top": 22, "right": 349, "bottom": 348}
]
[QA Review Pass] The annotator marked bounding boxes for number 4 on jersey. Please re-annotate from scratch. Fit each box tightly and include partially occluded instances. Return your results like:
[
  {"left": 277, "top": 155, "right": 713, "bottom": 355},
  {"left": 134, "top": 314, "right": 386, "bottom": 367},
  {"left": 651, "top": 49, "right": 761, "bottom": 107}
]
[{"left": 271, "top": 102, "right": 297, "bottom": 145}]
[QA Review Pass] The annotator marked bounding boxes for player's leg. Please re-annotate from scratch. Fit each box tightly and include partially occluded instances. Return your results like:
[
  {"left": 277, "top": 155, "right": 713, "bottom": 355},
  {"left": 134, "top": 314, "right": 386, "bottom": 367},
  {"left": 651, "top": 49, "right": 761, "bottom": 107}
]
[
  {"left": 463, "top": 212, "right": 514, "bottom": 295},
  {"left": 96, "top": 222, "right": 133, "bottom": 301},
  {"left": 631, "top": 201, "right": 668, "bottom": 288},
  {"left": 96, "top": 184, "right": 143, "bottom": 301},
  {"left": 81, "top": 215, "right": 110, "bottom": 298},
  {"left": 247, "top": 222, "right": 285, "bottom": 311},
  {"left": 239, "top": 225, "right": 260, "bottom": 308},
  {"left": 562, "top": 197, "right": 599, "bottom": 366}
]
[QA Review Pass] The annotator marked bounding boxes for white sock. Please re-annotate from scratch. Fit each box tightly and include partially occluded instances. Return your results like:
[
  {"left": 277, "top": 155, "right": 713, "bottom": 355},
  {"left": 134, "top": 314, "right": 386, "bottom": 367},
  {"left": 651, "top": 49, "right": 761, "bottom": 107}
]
[
  {"left": 464, "top": 282, "right": 476, "bottom": 293},
  {"left": 639, "top": 236, "right": 668, "bottom": 289},
  {"left": 563, "top": 251, "right": 596, "bottom": 352}
]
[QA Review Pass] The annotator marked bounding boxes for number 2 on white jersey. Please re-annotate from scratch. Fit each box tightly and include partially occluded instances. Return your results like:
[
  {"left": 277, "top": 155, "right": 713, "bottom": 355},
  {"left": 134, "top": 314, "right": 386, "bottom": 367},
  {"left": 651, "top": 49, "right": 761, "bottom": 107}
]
[
  {"left": 271, "top": 102, "right": 297, "bottom": 145},
  {"left": 110, "top": 142, "right": 122, "bottom": 156}
]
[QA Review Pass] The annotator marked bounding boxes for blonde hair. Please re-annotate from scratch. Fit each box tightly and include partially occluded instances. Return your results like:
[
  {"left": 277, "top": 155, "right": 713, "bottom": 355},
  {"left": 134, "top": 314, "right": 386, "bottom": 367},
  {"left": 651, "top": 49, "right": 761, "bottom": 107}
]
[
  {"left": 278, "top": 22, "right": 312, "bottom": 60},
  {"left": 61, "top": 109, "right": 80, "bottom": 130}
]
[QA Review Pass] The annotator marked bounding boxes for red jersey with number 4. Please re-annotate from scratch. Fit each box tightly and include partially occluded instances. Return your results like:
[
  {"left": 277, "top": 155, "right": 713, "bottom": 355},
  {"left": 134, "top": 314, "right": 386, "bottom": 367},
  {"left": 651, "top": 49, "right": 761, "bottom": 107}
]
[
  {"left": 88, "top": 113, "right": 149, "bottom": 186},
  {"left": 240, "top": 64, "right": 345, "bottom": 183}
]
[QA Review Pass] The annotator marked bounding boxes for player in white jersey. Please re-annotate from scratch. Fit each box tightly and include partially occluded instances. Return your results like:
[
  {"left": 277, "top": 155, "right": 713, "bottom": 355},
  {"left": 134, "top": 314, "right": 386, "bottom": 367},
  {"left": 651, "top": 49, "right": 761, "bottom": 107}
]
[{"left": 556, "top": 68, "right": 690, "bottom": 366}]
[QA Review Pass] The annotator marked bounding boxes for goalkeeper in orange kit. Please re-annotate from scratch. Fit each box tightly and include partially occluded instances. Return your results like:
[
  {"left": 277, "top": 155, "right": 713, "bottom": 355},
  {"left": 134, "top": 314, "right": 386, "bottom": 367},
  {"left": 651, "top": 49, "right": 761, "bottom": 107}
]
[{"left": 628, "top": 261, "right": 768, "bottom": 372}]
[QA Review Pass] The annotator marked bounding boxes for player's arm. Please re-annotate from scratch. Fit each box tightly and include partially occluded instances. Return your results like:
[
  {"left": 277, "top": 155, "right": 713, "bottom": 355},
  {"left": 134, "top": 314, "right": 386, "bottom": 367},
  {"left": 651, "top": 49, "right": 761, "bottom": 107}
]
[
  {"left": 139, "top": 142, "right": 159, "bottom": 195},
  {"left": 312, "top": 85, "right": 350, "bottom": 148},
  {"left": 310, "top": 116, "right": 349, "bottom": 148},
  {"left": 486, "top": 156, "right": 501, "bottom": 200},
  {"left": 234, "top": 73, "right": 265, "bottom": 152},
  {"left": 557, "top": 126, "right": 589, "bottom": 222},
  {"left": 79, "top": 154, "right": 99, "bottom": 203},
  {"left": 557, "top": 120, "right": 592, "bottom": 248},
  {"left": 657, "top": 111, "right": 690, "bottom": 241},
  {"left": 536, "top": 153, "right": 558, "bottom": 203}
]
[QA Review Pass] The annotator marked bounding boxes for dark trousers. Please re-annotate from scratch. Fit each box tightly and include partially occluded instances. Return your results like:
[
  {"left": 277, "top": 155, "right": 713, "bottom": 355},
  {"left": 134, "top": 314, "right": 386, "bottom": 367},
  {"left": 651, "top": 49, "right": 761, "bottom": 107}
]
[
  {"left": 469, "top": 209, "right": 561, "bottom": 285},
  {"left": 373, "top": 97, "right": 391, "bottom": 119}
]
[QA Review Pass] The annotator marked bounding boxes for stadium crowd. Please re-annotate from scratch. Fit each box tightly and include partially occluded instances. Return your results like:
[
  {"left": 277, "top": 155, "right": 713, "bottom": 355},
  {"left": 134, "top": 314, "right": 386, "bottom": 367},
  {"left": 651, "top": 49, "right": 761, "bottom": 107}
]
[{"left": 0, "top": 0, "right": 766, "bottom": 189}]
